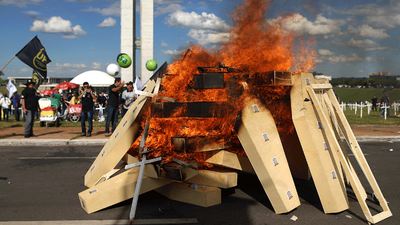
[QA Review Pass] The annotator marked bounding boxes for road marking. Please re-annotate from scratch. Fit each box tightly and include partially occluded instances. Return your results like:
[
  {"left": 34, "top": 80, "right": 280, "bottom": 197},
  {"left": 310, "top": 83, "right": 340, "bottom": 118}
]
[
  {"left": 0, "top": 218, "right": 198, "bottom": 225},
  {"left": 17, "top": 157, "right": 96, "bottom": 160}
]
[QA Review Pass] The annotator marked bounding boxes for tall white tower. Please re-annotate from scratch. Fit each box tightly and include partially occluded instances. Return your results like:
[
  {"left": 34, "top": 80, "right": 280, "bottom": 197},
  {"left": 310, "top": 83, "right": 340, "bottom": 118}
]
[
  {"left": 140, "top": 0, "right": 154, "bottom": 82},
  {"left": 120, "top": 0, "right": 135, "bottom": 83},
  {"left": 120, "top": 0, "right": 154, "bottom": 83}
]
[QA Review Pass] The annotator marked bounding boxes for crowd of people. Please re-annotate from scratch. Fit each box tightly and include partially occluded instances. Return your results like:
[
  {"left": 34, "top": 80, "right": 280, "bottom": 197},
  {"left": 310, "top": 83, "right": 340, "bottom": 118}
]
[{"left": 0, "top": 78, "right": 139, "bottom": 138}]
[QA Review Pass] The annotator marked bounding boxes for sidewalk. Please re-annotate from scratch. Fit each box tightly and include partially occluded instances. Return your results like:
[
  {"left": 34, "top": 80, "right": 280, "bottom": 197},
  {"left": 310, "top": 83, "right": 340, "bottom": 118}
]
[{"left": 0, "top": 124, "right": 399, "bottom": 146}]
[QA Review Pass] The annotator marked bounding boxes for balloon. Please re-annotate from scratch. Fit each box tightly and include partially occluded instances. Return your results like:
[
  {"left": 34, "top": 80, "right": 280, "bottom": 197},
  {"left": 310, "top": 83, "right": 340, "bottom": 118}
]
[
  {"left": 117, "top": 53, "right": 132, "bottom": 68},
  {"left": 146, "top": 59, "right": 157, "bottom": 71},
  {"left": 106, "top": 63, "right": 120, "bottom": 76}
]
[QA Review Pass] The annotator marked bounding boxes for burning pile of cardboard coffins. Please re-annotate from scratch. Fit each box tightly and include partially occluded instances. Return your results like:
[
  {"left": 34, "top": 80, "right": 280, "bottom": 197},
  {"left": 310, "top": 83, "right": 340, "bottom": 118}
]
[{"left": 78, "top": 62, "right": 391, "bottom": 224}]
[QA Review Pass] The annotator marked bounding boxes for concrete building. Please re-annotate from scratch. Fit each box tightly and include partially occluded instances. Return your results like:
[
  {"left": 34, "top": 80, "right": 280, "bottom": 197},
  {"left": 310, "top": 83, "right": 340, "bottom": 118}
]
[
  {"left": 120, "top": 0, "right": 154, "bottom": 83},
  {"left": 8, "top": 76, "right": 72, "bottom": 86}
]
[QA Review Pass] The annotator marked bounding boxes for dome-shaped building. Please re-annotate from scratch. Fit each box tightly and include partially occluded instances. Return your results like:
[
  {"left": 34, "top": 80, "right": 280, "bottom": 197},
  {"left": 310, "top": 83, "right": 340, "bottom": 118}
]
[
  {"left": 70, "top": 70, "right": 116, "bottom": 93},
  {"left": 71, "top": 70, "right": 115, "bottom": 87}
]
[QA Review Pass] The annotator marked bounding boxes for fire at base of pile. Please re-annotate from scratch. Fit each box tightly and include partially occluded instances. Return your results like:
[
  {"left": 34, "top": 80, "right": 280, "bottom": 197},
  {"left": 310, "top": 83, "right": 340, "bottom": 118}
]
[{"left": 78, "top": 68, "right": 391, "bottom": 224}]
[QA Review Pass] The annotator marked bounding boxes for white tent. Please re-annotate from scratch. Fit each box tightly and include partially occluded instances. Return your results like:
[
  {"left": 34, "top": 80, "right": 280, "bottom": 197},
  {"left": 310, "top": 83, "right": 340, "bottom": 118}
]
[{"left": 70, "top": 70, "right": 115, "bottom": 87}]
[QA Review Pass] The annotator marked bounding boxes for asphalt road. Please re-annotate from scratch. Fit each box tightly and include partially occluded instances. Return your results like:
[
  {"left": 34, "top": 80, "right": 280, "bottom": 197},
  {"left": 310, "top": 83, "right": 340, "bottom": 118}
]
[{"left": 0, "top": 142, "right": 398, "bottom": 225}]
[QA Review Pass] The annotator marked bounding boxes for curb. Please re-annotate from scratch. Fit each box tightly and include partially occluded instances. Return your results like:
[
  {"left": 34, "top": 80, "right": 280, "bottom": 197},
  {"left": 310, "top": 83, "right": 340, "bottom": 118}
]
[
  {"left": 0, "top": 136, "right": 399, "bottom": 146},
  {"left": 0, "top": 139, "right": 108, "bottom": 146}
]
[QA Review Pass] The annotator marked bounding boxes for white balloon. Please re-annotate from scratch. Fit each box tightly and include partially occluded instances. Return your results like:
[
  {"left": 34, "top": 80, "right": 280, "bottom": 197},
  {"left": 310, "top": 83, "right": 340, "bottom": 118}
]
[{"left": 106, "top": 63, "right": 120, "bottom": 76}]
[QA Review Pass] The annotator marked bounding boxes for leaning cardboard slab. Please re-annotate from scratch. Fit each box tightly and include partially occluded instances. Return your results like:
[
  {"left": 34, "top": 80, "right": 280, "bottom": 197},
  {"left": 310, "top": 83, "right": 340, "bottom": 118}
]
[
  {"left": 84, "top": 81, "right": 156, "bottom": 187},
  {"left": 186, "top": 168, "right": 238, "bottom": 189},
  {"left": 236, "top": 98, "right": 300, "bottom": 214},
  {"left": 205, "top": 150, "right": 255, "bottom": 174},
  {"left": 306, "top": 80, "right": 392, "bottom": 224},
  {"left": 79, "top": 168, "right": 171, "bottom": 214},
  {"left": 291, "top": 73, "right": 349, "bottom": 214}
]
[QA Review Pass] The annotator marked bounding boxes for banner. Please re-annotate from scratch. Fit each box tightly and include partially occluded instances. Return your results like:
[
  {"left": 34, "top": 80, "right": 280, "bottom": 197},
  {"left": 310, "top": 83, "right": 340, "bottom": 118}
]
[
  {"left": 32, "top": 69, "right": 44, "bottom": 89},
  {"left": 134, "top": 76, "right": 144, "bottom": 98},
  {"left": 16, "top": 36, "right": 51, "bottom": 79},
  {"left": 6, "top": 79, "right": 17, "bottom": 97}
]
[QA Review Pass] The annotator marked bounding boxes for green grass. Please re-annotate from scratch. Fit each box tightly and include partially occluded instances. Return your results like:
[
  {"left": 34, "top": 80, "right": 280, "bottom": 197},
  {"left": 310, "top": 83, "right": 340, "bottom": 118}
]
[
  {"left": 342, "top": 106, "right": 400, "bottom": 125},
  {"left": 0, "top": 85, "right": 25, "bottom": 96},
  {"left": 0, "top": 116, "right": 122, "bottom": 128},
  {"left": 333, "top": 87, "right": 400, "bottom": 103}
]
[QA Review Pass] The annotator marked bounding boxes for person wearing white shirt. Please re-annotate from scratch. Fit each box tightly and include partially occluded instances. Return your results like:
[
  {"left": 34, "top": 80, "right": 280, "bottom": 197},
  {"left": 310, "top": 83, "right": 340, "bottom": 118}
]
[
  {"left": 121, "top": 81, "right": 136, "bottom": 118},
  {"left": 1, "top": 93, "right": 11, "bottom": 121}
]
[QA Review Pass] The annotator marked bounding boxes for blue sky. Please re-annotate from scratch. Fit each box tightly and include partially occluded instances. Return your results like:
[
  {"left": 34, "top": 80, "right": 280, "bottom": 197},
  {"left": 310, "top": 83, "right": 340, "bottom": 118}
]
[{"left": 1, "top": 0, "right": 400, "bottom": 79}]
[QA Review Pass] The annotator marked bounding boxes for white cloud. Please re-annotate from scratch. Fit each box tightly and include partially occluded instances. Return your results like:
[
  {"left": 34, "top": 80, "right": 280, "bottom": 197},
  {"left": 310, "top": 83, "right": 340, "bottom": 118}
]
[
  {"left": 92, "top": 62, "right": 101, "bottom": 69},
  {"left": 98, "top": 17, "right": 116, "bottom": 27},
  {"left": 161, "top": 40, "right": 169, "bottom": 47},
  {"left": 166, "top": 10, "right": 231, "bottom": 31},
  {"left": 23, "top": 10, "right": 40, "bottom": 16},
  {"left": 187, "top": 29, "right": 230, "bottom": 45},
  {"left": 83, "top": 2, "right": 120, "bottom": 16},
  {"left": 277, "top": 13, "right": 346, "bottom": 36},
  {"left": 30, "top": 16, "right": 87, "bottom": 38},
  {"left": 318, "top": 49, "right": 334, "bottom": 56},
  {"left": 155, "top": 4, "right": 184, "bottom": 16},
  {"left": 366, "top": 57, "right": 375, "bottom": 62},
  {"left": 328, "top": 53, "right": 363, "bottom": 63},
  {"left": 161, "top": 49, "right": 182, "bottom": 55},
  {"left": 0, "top": 0, "right": 43, "bottom": 7},
  {"left": 56, "top": 62, "right": 87, "bottom": 68},
  {"left": 344, "top": 38, "right": 393, "bottom": 51},
  {"left": 347, "top": 24, "right": 390, "bottom": 39},
  {"left": 20, "top": 68, "right": 30, "bottom": 73},
  {"left": 365, "top": 14, "right": 400, "bottom": 29},
  {"left": 155, "top": 0, "right": 183, "bottom": 4}
]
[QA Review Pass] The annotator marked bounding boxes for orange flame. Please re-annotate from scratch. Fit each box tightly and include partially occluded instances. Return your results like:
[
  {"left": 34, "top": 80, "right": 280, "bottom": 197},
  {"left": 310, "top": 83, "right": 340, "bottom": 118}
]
[{"left": 128, "top": 0, "right": 315, "bottom": 168}]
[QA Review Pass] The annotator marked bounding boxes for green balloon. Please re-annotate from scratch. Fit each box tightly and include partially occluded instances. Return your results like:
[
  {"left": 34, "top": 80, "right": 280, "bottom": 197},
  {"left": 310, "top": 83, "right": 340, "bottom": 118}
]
[
  {"left": 117, "top": 53, "right": 132, "bottom": 68},
  {"left": 146, "top": 59, "right": 157, "bottom": 71}
]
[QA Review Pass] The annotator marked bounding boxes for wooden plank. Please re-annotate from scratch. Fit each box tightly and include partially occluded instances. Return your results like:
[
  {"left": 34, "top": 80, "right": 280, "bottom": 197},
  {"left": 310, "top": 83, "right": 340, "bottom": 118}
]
[
  {"left": 171, "top": 136, "right": 231, "bottom": 152},
  {"left": 160, "top": 160, "right": 199, "bottom": 181},
  {"left": 84, "top": 81, "right": 156, "bottom": 187},
  {"left": 325, "top": 88, "right": 392, "bottom": 224},
  {"left": 205, "top": 150, "right": 255, "bottom": 174},
  {"left": 311, "top": 83, "right": 332, "bottom": 90},
  {"left": 186, "top": 168, "right": 238, "bottom": 189},
  {"left": 79, "top": 169, "right": 171, "bottom": 214},
  {"left": 155, "top": 182, "right": 221, "bottom": 207},
  {"left": 193, "top": 73, "right": 225, "bottom": 89},
  {"left": 291, "top": 73, "right": 349, "bottom": 213},
  {"left": 236, "top": 98, "right": 300, "bottom": 214},
  {"left": 152, "top": 102, "right": 225, "bottom": 118}
]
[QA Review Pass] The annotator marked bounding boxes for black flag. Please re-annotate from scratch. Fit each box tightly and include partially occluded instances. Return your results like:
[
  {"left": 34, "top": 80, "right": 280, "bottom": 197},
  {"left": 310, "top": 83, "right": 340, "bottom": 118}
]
[
  {"left": 32, "top": 69, "right": 44, "bottom": 89},
  {"left": 16, "top": 36, "right": 51, "bottom": 79}
]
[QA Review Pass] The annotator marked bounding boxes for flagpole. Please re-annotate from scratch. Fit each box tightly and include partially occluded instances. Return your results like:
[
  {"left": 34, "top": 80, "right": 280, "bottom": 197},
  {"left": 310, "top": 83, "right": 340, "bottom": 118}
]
[{"left": 0, "top": 55, "right": 16, "bottom": 72}]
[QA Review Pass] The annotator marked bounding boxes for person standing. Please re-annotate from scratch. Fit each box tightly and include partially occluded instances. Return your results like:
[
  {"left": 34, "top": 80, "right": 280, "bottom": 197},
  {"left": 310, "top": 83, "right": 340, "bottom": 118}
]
[
  {"left": 78, "top": 82, "right": 96, "bottom": 137},
  {"left": 21, "top": 81, "right": 40, "bottom": 138},
  {"left": 97, "top": 91, "right": 107, "bottom": 108},
  {"left": 105, "top": 78, "right": 124, "bottom": 135},
  {"left": 121, "top": 81, "right": 136, "bottom": 118},
  {"left": 1, "top": 93, "right": 11, "bottom": 121},
  {"left": 380, "top": 91, "right": 390, "bottom": 117},
  {"left": 371, "top": 96, "right": 378, "bottom": 112},
  {"left": 0, "top": 93, "right": 2, "bottom": 121},
  {"left": 12, "top": 91, "right": 21, "bottom": 121}
]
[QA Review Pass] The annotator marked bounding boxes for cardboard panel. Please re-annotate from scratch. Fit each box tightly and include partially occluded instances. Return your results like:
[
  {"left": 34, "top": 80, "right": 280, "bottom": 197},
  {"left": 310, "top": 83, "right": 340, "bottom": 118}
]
[
  {"left": 186, "top": 168, "right": 238, "bottom": 189},
  {"left": 236, "top": 98, "right": 300, "bottom": 214},
  {"left": 206, "top": 150, "right": 255, "bottom": 174},
  {"left": 84, "top": 81, "right": 156, "bottom": 187},
  {"left": 79, "top": 169, "right": 171, "bottom": 214},
  {"left": 291, "top": 73, "right": 348, "bottom": 213}
]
